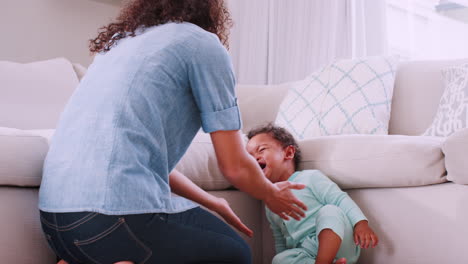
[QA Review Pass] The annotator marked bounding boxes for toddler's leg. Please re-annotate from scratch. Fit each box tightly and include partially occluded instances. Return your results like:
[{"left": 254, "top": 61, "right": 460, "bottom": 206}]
[
  {"left": 315, "top": 205, "right": 359, "bottom": 264},
  {"left": 316, "top": 228, "right": 343, "bottom": 264},
  {"left": 272, "top": 248, "right": 316, "bottom": 264}
]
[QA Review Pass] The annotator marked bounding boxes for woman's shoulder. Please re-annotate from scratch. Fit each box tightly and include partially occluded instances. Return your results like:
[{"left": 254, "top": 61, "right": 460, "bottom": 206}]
[
  {"left": 145, "top": 22, "right": 225, "bottom": 56},
  {"left": 148, "top": 22, "right": 219, "bottom": 45}
]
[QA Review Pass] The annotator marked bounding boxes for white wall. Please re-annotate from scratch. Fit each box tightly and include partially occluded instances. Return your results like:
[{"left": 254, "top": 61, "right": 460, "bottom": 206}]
[
  {"left": 440, "top": 7, "right": 468, "bottom": 23},
  {"left": 0, "top": 0, "right": 121, "bottom": 66},
  {"left": 227, "top": 0, "right": 269, "bottom": 85},
  {"left": 387, "top": 0, "right": 468, "bottom": 60}
]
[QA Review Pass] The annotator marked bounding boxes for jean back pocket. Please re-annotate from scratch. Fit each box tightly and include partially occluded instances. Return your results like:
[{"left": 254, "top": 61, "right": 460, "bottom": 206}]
[{"left": 74, "top": 217, "right": 152, "bottom": 264}]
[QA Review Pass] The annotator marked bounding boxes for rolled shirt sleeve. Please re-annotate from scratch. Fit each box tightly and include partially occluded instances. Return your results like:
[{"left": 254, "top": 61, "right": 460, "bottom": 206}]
[{"left": 188, "top": 33, "right": 242, "bottom": 133}]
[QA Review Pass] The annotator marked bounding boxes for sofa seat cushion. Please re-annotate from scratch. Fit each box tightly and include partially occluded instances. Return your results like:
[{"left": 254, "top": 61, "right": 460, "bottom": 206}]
[
  {"left": 179, "top": 133, "right": 447, "bottom": 191},
  {"left": 0, "top": 128, "right": 51, "bottom": 187},
  {"left": 299, "top": 135, "right": 447, "bottom": 189}
]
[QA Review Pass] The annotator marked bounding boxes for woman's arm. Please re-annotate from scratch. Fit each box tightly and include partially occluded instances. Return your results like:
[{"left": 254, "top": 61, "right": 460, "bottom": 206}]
[
  {"left": 210, "top": 130, "right": 307, "bottom": 220},
  {"left": 169, "top": 169, "right": 253, "bottom": 237}
]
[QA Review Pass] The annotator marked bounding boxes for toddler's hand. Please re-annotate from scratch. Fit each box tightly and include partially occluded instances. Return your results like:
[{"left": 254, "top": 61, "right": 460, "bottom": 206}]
[{"left": 353, "top": 220, "right": 378, "bottom": 249}]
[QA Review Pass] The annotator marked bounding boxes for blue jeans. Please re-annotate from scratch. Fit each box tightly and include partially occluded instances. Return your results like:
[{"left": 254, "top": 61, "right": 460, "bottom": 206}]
[{"left": 40, "top": 207, "right": 251, "bottom": 264}]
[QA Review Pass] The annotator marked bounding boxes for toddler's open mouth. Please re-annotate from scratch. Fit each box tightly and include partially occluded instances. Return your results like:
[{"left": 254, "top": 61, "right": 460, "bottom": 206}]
[{"left": 258, "top": 162, "right": 266, "bottom": 171}]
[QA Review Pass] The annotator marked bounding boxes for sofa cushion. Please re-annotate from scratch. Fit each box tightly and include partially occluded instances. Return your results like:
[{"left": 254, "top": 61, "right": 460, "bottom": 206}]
[
  {"left": 423, "top": 63, "right": 468, "bottom": 137},
  {"left": 1, "top": 126, "right": 231, "bottom": 190},
  {"left": 442, "top": 128, "right": 468, "bottom": 184},
  {"left": 275, "top": 67, "right": 330, "bottom": 139},
  {"left": 298, "top": 135, "right": 446, "bottom": 189},
  {"left": 0, "top": 128, "right": 50, "bottom": 187},
  {"left": 0, "top": 58, "right": 78, "bottom": 129},
  {"left": 175, "top": 132, "right": 231, "bottom": 190},
  {"left": 276, "top": 56, "right": 398, "bottom": 139},
  {"left": 177, "top": 132, "right": 447, "bottom": 190}
]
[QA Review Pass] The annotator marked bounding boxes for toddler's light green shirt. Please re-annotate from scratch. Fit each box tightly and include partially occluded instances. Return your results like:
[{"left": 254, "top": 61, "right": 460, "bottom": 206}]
[{"left": 266, "top": 170, "right": 367, "bottom": 253}]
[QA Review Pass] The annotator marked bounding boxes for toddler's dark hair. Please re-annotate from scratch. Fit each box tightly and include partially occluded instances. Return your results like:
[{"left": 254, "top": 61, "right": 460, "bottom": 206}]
[{"left": 247, "top": 123, "right": 302, "bottom": 170}]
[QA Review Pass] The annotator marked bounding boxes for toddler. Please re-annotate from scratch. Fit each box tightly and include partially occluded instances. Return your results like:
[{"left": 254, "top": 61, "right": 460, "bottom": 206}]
[{"left": 246, "top": 124, "right": 378, "bottom": 264}]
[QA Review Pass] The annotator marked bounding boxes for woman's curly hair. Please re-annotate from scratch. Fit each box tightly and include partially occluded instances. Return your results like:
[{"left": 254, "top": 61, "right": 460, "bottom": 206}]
[{"left": 89, "top": 0, "right": 232, "bottom": 54}]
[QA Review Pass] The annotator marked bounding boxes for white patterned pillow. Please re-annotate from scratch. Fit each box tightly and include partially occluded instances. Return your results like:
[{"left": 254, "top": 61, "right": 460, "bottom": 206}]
[
  {"left": 423, "top": 64, "right": 468, "bottom": 137},
  {"left": 276, "top": 56, "right": 398, "bottom": 139}
]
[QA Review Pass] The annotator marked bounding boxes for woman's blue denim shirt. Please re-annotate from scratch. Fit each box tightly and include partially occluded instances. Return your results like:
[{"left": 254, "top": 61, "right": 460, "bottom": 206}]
[{"left": 38, "top": 22, "right": 241, "bottom": 215}]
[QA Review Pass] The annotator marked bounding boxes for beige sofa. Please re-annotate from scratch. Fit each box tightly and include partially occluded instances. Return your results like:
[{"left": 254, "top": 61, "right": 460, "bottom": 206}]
[{"left": 0, "top": 57, "right": 467, "bottom": 264}]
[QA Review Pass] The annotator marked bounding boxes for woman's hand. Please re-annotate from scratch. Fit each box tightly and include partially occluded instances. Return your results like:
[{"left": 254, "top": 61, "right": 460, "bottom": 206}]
[
  {"left": 210, "top": 197, "right": 253, "bottom": 237},
  {"left": 264, "top": 181, "right": 308, "bottom": 221},
  {"left": 353, "top": 220, "right": 379, "bottom": 249},
  {"left": 168, "top": 170, "right": 252, "bottom": 236}
]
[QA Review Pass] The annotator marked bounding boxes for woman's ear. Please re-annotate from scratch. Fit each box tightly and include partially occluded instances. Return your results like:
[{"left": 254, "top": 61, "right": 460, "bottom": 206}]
[{"left": 284, "top": 145, "right": 296, "bottom": 160}]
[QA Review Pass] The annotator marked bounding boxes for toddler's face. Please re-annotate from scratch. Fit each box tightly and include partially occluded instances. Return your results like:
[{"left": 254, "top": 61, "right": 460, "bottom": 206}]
[{"left": 246, "top": 133, "right": 292, "bottom": 183}]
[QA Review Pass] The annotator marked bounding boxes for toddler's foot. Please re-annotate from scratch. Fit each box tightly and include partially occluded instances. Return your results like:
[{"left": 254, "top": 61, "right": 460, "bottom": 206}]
[{"left": 335, "top": 258, "right": 347, "bottom": 264}]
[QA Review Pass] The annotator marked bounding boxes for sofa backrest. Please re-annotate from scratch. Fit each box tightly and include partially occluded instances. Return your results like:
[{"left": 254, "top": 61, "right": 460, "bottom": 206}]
[
  {"left": 0, "top": 57, "right": 288, "bottom": 132},
  {"left": 389, "top": 58, "right": 468, "bottom": 135},
  {"left": 239, "top": 59, "right": 468, "bottom": 136},
  {"left": 236, "top": 83, "right": 290, "bottom": 134},
  {"left": 0, "top": 58, "right": 79, "bottom": 129},
  {"left": 5, "top": 58, "right": 468, "bottom": 135}
]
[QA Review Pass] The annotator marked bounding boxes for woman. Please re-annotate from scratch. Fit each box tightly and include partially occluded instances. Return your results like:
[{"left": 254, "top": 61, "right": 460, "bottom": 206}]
[{"left": 38, "top": 0, "right": 307, "bottom": 263}]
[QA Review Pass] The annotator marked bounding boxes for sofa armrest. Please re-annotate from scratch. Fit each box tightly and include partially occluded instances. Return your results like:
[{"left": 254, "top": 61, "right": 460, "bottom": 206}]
[{"left": 442, "top": 128, "right": 468, "bottom": 185}]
